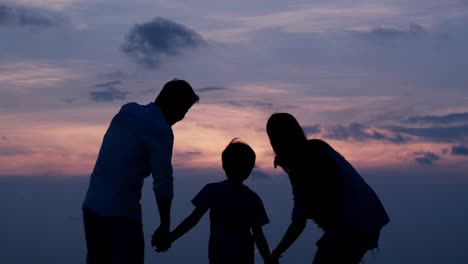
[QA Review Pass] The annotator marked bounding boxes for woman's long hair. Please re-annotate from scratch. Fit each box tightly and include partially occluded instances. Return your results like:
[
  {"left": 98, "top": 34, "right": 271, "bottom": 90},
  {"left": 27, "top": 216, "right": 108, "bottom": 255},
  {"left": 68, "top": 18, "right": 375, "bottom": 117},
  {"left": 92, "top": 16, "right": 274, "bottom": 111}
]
[{"left": 266, "top": 113, "right": 308, "bottom": 157}]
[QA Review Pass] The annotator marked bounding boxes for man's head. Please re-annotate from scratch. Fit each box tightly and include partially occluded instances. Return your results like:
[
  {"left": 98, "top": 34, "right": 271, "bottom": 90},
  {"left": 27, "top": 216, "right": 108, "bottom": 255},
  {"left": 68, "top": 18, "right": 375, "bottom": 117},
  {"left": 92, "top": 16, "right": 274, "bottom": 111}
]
[
  {"left": 222, "top": 139, "right": 256, "bottom": 182},
  {"left": 155, "top": 79, "right": 199, "bottom": 125}
]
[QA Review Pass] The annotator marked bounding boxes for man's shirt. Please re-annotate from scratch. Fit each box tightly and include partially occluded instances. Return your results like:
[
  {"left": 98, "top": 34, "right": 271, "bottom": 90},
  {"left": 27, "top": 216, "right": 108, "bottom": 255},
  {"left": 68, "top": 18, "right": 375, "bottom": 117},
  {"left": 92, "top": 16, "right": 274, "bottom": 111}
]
[
  {"left": 192, "top": 180, "right": 270, "bottom": 264},
  {"left": 83, "top": 102, "right": 173, "bottom": 222}
]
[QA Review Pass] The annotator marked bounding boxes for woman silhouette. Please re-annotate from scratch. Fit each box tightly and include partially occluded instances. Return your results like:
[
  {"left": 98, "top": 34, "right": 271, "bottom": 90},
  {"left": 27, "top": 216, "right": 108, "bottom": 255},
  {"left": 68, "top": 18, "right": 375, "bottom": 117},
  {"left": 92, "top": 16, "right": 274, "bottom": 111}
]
[{"left": 267, "top": 113, "right": 389, "bottom": 264}]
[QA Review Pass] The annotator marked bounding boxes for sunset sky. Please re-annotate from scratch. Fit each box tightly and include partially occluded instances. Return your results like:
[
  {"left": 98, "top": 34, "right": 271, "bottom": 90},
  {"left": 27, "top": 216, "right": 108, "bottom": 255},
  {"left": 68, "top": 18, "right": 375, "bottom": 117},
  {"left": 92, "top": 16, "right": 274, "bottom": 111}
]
[
  {"left": 1, "top": 1, "right": 468, "bottom": 264},
  {"left": 2, "top": 0, "right": 468, "bottom": 179}
]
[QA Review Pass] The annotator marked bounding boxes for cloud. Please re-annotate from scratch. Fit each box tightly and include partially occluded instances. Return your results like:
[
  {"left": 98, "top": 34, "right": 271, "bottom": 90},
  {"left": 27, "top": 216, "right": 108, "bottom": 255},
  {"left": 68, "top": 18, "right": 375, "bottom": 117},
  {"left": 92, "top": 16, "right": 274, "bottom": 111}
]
[
  {"left": 451, "top": 145, "right": 468, "bottom": 156},
  {"left": 174, "top": 151, "right": 203, "bottom": 161},
  {"left": 0, "top": 3, "right": 66, "bottom": 27},
  {"left": 225, "top": 100, "right": 273, "bottom": 110},
  {"left": 61, "top": 98, "right": 76, "bottom": 104},
  {"left": 325, "top": 123, "right": 407, "bottom": 143},
  {"left": 1, "top": 136, "right": 8, "bottom": 141},
  {"left": 414, "top": 152, "right": 441, "bottom": 165},
  {"left": 184, "top": 151, "right": 202, "bottom": 155},
  {"left": 360, "top": 23, "right": 429, "bottom": 39},
  {"left": 93, "top": 81, "right": 121, "bottom": 88},
  {"left": 404, "top": 112, "right": 468, "bottom": 126},
  {"left": 121, "top": 17, "right": 205, "bottom": 68},
  {"left": 303, "top": 125, "right": 320, "bottom": 135},
  {"left": 89, "top": 88, "right": 127, "bottom": 102},
  {"left": 385, "top": 124, "right": 468, "bottom": 143},
  {"left": 0, "top": 146, "right": 34, "bottom": 156},
  {"left": 100, "top": 70, "right": 127, "bottom": 80},
  {"left": 196, "top": 86, "right": 225, "bottom": 93}
]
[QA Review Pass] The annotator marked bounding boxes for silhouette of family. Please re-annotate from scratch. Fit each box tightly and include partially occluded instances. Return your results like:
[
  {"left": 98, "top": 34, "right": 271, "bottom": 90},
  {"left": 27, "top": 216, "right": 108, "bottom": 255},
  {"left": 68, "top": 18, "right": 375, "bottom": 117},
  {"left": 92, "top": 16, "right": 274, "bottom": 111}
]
[{"left": 83, "top": 80, "right": 390, "bottom": 264}]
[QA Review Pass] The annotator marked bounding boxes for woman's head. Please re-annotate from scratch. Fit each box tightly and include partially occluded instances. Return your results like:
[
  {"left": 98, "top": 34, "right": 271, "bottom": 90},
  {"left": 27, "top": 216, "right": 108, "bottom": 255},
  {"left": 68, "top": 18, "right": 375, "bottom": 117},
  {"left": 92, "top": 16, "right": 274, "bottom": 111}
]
[{"left": 266, "top": 113, "right": 307, "bottom": 156}]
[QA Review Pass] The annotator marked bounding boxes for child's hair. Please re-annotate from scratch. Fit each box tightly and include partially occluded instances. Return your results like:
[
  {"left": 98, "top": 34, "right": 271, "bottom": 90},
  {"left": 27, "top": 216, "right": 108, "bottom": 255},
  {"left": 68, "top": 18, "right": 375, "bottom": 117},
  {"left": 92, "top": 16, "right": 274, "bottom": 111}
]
[{"left": 222, "top": 138, "right": 256, "bottom": 182}]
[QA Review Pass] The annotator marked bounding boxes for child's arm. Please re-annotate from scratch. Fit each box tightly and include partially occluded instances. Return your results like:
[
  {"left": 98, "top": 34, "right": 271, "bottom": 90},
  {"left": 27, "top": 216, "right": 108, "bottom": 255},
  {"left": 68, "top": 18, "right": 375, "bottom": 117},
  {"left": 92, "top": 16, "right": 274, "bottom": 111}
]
[
  {"left": 170, "top": 207, "right": 208, "bottom": 243},
  {"left": 252, "top": 226, "right": 276, "bottom": 264}
]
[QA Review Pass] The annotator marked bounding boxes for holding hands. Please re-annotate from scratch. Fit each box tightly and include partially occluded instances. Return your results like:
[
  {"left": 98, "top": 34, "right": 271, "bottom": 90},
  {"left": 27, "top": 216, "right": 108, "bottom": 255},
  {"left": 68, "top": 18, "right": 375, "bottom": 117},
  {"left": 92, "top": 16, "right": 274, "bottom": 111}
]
[{"left": 151, "top": 225, "right": 172, "bottom": 252}]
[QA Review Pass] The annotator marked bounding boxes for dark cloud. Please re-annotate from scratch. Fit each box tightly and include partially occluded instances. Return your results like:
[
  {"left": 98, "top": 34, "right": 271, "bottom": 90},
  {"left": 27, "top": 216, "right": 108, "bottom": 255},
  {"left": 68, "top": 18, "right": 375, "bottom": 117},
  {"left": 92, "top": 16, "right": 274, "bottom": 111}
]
[
  {"left": 414, "top": 152, "right": 441, "bottom": 165},
  {"left": 385, "top": 124, "right": 468, "bottom": 143},
  {"left": 181, "top": 151, "right": 202, "bottom": 156},
  {"left": 61, "top": 98, "right": 76, "bottom": 104},
  {"left": 101, "top": 70, "right": 127, "bottom": 80},
  {"left": 403, "top": 112, "right": 468, "bottom": 126},
  {"left": 175, "top": 151, "right": 202, "bottom": 160},
  {"left": 442, "top": 148, "right": 449, "bottom": 155},
  {"left": 303, "top": 125, "right": 320, "bottom": 135},
  {"left": 451, "top": 145, "right": 468, "bottom": 156},
  {"left": 225, "top": 100, "right": 273, "bottom": 110},
  {"left": 0, "top": 146, "right": 34, "bottom": 156},
  {"left": 89, "top": 88, "right": 128, "bottom": 102},
  {"left": 1, "top": 136, "right": 7, "bottom": 141},
  {"left": 361, "top": 23, "right": 428, "bottom": 40},
  {"left": 93, "top": 81, "right": 121, "bottom": 88},
  {"left": 122, "top": 17, "right": 204, "bottom": 68},
  {"left": 196, "top": 86, "right": 225, "bottom": 93},
  {"left": 325, "top": 123, "right": 407, "bottom": 143},
  {"left": 0, "top": 4, "right": 66, "bottom": 27}
]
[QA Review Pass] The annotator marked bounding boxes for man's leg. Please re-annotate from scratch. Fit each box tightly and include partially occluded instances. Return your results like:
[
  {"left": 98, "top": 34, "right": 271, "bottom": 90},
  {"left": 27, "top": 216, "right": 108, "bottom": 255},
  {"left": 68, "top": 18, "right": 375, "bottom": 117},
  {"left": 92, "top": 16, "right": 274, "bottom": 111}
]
[
  {"left": 109, "top": 216, "right": 145, "bottom": 264},
  {"left": 83, "top": 207, "right": 112, "bottom": 264}
]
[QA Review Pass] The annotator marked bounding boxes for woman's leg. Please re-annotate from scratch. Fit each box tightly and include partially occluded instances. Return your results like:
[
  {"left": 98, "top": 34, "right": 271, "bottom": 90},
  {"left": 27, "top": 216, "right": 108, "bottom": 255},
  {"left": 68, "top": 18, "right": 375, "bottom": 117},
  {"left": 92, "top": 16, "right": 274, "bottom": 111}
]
[
  {"left": 312, "top": 230, "right": 368, "bottom": 264},
  {"left": 313, "top": 246, "right": 367, "bottom": 264}
]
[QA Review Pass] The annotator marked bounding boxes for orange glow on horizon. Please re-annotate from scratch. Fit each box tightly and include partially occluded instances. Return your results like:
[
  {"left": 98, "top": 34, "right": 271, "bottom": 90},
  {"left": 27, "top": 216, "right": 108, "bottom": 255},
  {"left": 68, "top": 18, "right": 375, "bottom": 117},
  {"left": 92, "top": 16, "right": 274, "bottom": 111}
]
[{"left": 1, "top": 102, "right": 466, "bottom": 177}]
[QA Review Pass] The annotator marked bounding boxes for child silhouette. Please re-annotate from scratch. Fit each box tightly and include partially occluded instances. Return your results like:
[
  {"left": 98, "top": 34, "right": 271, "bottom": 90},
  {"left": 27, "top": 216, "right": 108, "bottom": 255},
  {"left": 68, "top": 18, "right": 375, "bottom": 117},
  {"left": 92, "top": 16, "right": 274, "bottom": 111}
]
[{"left": 155, "top": 139, "right": 275, "bottom": 264}]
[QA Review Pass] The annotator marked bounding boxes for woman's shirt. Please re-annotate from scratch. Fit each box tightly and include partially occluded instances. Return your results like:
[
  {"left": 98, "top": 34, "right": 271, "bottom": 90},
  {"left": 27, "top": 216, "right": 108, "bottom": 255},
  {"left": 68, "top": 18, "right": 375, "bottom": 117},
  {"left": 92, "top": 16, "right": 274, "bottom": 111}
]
[{"left": 289, "top": 139, "right": 390, "bottom": 234}]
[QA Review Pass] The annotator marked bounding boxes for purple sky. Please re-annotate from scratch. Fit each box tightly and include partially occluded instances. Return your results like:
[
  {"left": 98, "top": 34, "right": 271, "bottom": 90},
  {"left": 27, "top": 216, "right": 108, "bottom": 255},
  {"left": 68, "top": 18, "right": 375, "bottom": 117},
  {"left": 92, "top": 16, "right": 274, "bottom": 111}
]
[
  {"left": 1, "top": 1, "right": 468, "bottom": 263},
  {"left": 1, "top": 0, "right": 468, "bottom": 178}
]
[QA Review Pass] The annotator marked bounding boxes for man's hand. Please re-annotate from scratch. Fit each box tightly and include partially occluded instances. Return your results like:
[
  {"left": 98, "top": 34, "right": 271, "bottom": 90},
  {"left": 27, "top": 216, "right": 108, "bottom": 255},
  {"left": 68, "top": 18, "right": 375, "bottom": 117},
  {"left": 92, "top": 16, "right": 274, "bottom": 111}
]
[{"left": 151, "top": 226, "right": 171, "bottom": 252}]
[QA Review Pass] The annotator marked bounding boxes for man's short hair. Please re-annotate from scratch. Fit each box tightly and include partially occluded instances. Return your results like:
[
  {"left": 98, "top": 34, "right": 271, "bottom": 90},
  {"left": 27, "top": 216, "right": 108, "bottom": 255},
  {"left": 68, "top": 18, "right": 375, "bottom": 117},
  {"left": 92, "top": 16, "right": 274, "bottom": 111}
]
[
  {"left": 155, "top": 79, "right": 199, "bottom": 107},
  {"left": 222, "top": 139, "right": 256, "bottom": 181}
]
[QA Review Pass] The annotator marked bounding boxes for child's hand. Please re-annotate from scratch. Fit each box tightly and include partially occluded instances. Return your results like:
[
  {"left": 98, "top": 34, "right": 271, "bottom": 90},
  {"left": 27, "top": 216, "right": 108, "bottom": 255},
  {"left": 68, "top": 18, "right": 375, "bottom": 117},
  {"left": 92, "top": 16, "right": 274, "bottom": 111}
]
[{"left": 151, "top": 226, "right": 172, "bottom": 252}]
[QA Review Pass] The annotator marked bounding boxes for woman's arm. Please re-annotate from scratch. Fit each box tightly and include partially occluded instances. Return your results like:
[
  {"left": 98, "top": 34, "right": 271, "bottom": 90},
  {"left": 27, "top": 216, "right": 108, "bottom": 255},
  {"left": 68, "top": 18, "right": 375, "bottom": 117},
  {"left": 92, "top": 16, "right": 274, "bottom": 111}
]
[{"left": 271, "top": 219, "right": 307, "bottom": 259}]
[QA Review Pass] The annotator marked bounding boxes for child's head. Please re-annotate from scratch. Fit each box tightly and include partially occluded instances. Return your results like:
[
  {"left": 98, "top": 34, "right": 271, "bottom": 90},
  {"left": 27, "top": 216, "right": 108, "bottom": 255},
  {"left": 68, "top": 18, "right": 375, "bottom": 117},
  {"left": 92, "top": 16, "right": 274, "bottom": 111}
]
[{"left": 222, "top": 138, "right": 256, "bottom": 182}]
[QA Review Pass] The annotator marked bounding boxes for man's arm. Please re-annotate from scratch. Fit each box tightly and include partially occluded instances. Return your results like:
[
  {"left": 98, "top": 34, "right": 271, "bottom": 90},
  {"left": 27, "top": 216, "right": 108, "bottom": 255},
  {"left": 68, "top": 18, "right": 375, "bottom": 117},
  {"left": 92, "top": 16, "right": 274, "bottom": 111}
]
[
  {"left": 170, "top": 207, "right": 208, "bottom": 242},
  {"left": 156, "top": 197, "right": 172, "bottom": 229},
  {"left": 144, "top": 130, "right": 174, "bottom": 251},
  {"left": 271, "top": 219, "right": 307, "bottom": 259}
]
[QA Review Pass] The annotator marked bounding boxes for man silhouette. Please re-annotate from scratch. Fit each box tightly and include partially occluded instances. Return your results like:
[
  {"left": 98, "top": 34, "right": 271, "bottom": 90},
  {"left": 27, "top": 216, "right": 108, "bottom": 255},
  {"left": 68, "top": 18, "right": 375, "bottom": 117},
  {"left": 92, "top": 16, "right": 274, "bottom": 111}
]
[{"left": 82, "top": 79, "right": 199, "bottom": 264}]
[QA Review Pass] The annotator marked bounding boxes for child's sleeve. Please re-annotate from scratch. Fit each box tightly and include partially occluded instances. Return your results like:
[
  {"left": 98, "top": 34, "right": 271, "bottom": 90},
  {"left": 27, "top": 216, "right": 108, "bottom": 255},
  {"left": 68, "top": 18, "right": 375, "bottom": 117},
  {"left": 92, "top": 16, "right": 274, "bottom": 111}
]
[
  {"left": 250, "top": 194, "right": 270, "bottom": 227},
  {"left": 191, "top": 184, "right": 212, "bottom": 211}
]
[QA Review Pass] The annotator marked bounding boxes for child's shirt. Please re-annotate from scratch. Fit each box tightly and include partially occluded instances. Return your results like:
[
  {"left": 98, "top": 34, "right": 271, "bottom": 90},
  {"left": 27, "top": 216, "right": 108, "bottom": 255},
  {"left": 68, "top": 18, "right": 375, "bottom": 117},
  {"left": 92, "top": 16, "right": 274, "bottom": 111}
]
[{"left": 192, "top": 180, "right": 269, "bottom": 264}]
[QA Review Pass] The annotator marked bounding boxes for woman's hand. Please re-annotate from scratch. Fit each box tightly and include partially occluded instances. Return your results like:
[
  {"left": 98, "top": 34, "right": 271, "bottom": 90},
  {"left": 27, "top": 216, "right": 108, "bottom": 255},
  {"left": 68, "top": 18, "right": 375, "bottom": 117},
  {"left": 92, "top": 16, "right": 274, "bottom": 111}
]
[{"left": 274, "top": 156, "right": 289, "bottom": 173}]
